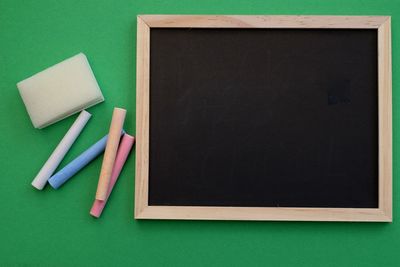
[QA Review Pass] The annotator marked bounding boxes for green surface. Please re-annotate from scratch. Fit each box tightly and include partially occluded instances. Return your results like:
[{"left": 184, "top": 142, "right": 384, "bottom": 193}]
[{"left": 0, "top": 0, "right": 399, "bottom": 266}]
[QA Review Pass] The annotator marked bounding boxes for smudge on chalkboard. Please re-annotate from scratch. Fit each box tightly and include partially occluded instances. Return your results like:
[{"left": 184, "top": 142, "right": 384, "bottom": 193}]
[{"left": 328, "top": 78, "right": 351, "bottom": 105}]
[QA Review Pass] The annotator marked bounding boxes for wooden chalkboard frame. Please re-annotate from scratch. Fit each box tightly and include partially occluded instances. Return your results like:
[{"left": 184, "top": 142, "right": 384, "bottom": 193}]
[{"left": 135, "top": 15, "right": 392, "bottom": 222}]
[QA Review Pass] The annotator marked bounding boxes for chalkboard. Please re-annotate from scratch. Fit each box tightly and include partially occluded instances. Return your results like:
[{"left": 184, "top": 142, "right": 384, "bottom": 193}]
[{"left": 135, "top": 15, "right": 392, "bottom": 221}]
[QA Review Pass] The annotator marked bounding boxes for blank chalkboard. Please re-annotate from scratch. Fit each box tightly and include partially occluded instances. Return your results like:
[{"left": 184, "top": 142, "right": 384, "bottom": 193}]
[{"left": 135, "top": 15, "right": 392, "bottom": 221}]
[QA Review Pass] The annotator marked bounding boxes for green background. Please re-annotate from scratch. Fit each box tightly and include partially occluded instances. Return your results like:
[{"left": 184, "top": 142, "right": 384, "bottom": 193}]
[{"left": 0, "top": 0, "right": 398, "bottom": 266}]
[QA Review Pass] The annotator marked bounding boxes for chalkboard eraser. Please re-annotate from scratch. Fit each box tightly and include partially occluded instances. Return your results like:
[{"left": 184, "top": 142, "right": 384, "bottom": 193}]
[{"left": 17, "top": 53, "right": 104, "bottom": 129}]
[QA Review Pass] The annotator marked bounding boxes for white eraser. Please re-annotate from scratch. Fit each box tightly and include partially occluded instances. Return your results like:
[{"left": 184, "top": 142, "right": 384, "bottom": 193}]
[{"left": 17, "top": 53, "right": 104, "bottom": 129}]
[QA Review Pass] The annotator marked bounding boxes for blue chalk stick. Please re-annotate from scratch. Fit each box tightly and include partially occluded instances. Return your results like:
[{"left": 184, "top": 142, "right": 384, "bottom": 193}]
[{"left": 48, "top": 131, "right": 124, "bottom": 189}]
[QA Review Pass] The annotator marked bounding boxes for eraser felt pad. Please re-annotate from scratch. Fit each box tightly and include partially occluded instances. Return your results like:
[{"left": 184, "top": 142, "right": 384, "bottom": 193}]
[{"left": 17, "top": 53, "right": 104, "bottom": 129}]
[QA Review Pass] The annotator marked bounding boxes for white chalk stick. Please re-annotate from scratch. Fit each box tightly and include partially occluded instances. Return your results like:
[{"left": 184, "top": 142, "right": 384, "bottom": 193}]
[
  {"left": 31, "top": 110, "right": 92, "bottom": 190},
  {"left": 17, "top": 53, "right": 104, "bottom": 129}
]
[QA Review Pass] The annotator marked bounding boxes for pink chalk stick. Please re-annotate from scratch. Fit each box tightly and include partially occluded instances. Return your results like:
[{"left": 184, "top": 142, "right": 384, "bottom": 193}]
[{"left": 90, "top": 134, "right": 135, "bottom": 218}]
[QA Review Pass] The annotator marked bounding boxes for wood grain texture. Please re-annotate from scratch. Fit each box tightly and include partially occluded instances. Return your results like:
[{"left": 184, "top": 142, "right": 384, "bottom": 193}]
[
  {"left": 136, "top": 206, "right": 390, "bottom": 222},
  {"left": 135, "top": 17, "right": 150, "bottom": 218},
  {"left": 134, "top": 15, "right": 392, "bottom": 221},
  {"left": 139, "top": 15, "right": 389, "bottom": 29},
  {"left": 377, "top": 18, "right": 392, "bottom": 221}
]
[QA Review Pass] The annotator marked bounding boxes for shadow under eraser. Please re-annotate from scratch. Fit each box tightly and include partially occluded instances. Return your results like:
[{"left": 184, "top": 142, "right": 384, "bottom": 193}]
[{"left": 17, "top": 53, "right": 105, "bottom": 129}]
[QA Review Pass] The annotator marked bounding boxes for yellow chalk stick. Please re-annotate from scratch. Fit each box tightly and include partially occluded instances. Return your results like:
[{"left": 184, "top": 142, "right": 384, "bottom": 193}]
[{"left": 95, "top": 107, "right": 126, "bottom": 200}]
